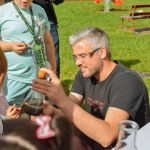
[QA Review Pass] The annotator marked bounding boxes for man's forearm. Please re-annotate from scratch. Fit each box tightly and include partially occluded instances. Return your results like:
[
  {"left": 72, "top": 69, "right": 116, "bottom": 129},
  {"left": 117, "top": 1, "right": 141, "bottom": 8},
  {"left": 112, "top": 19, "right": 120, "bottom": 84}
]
[{"left": 56, "top": 96, "right": 118, "bottom": 147}]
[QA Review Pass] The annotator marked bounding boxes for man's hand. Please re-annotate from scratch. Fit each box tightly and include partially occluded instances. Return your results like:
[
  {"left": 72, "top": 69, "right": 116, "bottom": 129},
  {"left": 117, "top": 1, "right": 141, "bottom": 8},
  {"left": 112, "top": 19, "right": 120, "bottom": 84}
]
[
  {"left": 42, "top": 100, "right": 55, "bottom": 116},
  {"left": 32, "top": 68, "right": 67, "bottom": 106}
]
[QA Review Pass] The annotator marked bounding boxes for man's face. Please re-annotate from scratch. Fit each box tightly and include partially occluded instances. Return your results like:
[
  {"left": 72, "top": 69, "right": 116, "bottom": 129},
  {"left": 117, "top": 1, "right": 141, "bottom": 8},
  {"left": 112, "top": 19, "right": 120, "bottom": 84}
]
[
  {"left": 72, "top": 39, "right": 103, "bottom": 78},
  {"left": 14, "top": 0, "right": 33, "bottom": 9}
]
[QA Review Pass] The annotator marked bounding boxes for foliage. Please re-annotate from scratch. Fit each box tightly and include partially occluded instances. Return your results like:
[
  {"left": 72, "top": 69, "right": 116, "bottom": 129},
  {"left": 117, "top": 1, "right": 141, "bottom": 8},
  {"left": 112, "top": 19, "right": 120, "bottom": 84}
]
[{"left": 54, "top": 0, "right": 150, "bottom": 98}]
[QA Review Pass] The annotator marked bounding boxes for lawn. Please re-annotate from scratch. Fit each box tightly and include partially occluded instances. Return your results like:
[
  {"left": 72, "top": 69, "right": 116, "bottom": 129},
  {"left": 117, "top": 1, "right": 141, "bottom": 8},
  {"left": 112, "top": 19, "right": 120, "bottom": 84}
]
[{"left": 54, "top": 0, "right": 150, "bottom": 96}]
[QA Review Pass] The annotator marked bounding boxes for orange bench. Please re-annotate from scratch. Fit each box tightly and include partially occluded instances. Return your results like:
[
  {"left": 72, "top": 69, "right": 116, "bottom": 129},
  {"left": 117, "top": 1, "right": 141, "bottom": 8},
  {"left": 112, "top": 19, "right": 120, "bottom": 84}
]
[{"left": 121, "top": 4, "right": 150, "bottom": 32}]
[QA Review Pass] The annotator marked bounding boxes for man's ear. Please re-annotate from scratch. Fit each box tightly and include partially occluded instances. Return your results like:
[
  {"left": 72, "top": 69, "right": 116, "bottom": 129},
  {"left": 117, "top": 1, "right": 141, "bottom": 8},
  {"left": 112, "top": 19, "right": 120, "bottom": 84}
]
[{"left": 100, "top": 48, "right": 107, "bottom": 59}]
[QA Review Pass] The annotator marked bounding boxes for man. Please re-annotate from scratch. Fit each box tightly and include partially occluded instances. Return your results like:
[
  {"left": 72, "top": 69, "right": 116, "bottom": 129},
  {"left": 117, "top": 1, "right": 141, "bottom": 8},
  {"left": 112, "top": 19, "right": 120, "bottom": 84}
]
[
  {"left": 32, "top": 27, "right": 150, "bottom": 149},
  {"left": 33, "top": 0, "right": 64, "bottom": 78},
  {"left": 0, "top": 0, "right": 56, "bottom": 106}
]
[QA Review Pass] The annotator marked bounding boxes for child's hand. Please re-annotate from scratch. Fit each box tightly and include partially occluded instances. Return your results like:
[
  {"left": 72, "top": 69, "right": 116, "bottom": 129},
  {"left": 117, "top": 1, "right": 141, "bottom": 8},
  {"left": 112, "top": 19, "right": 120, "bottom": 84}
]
[
  {"left": 6, "top": 104, "right": 22, "bottom": 118},
  {"left": 12, "top": 42, "right": 28, "bottom": 54}
]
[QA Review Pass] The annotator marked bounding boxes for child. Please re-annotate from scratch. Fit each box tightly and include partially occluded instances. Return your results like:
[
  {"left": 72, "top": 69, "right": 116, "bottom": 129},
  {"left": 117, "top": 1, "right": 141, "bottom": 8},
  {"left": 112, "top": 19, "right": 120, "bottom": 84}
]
[{"left": 0, "top": 115, "right": 73, "bottom": 150}]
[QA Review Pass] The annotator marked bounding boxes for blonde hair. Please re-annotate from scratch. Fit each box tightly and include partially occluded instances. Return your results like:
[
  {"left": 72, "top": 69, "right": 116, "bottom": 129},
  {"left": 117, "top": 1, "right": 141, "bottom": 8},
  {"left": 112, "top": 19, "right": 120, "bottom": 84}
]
[{"left": 0, "top": 48, "right": 7, "bottom": 86}]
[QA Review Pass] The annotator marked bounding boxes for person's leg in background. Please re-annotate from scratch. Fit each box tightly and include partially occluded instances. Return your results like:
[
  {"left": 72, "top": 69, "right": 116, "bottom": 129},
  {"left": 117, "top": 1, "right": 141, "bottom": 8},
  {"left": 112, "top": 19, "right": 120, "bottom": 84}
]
[{"left": 50, "top": 21, "right": 60, "bottom": 78}]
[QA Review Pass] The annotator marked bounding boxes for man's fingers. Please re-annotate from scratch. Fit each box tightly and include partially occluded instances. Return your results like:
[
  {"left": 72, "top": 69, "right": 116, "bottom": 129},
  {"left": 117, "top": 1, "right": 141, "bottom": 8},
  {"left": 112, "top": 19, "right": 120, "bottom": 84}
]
[
  {"left": 32, "top": 85, "right": 47, "bottom": 95},
  {"left": 32, "top": 78, "right": 48, "bottom": 88}
]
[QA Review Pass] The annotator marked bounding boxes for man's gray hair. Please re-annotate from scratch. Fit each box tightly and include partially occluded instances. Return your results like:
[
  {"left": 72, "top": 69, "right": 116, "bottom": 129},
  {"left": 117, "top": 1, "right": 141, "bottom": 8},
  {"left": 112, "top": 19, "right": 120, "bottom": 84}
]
[{"left": 69, "top": 27, "right": 111, "bottom": 58}]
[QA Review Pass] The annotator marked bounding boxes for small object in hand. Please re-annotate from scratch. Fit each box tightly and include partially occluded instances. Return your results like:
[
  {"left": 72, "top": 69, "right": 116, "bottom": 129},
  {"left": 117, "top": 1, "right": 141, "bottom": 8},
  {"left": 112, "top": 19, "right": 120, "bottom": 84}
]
[
  {"left": 17, "top": 107, "right": 22, "bottom": 111},
  {"left": 38, "top": 69, "right": 46, "bottom": 79}
]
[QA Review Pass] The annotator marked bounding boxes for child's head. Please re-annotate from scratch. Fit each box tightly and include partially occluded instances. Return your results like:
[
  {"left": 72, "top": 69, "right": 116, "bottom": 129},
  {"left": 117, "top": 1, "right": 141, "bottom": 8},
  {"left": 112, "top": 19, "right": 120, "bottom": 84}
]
[
  {"left": 0, "top": 115, "right": 73, "bottom": 150},
  {"left": 0, "top": 48, "right": 7, "bottom": 88}
]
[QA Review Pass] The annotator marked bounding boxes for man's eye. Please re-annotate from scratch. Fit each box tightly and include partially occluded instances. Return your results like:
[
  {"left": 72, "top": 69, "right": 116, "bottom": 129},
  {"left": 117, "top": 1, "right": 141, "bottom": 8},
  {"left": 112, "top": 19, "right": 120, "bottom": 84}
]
[{"left": 80, "top": 54, "right": 87, "bottom": 58}]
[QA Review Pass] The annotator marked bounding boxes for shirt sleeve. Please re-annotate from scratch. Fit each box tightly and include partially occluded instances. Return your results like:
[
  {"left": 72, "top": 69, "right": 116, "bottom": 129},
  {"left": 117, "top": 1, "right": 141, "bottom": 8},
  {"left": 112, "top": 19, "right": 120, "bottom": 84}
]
[{"left": 71, "top": 71, "right": 85, "bottom": 96}]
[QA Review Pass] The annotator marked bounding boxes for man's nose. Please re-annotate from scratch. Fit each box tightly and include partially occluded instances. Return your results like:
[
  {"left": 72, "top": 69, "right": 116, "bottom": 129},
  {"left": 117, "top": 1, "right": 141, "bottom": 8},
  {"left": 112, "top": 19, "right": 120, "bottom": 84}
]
[{"left": 75, "top": 57, "right": 83, "bottom": 66}]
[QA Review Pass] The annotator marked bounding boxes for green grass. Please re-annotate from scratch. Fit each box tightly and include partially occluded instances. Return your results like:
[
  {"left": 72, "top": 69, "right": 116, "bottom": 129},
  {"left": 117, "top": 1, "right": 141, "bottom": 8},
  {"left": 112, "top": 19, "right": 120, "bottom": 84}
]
[{"left": 54, "top": 0, "right": 150, "bottom": 96}]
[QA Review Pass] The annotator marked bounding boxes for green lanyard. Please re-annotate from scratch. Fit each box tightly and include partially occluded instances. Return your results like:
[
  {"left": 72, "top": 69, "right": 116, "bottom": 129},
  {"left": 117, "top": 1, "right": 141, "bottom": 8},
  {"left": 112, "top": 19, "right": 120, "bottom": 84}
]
[
  {"left": 13, "top": 1, "right": 35, "bottom": 38},
  {"left": 13, "top": 2, "right": 45, "bottom": 67}
]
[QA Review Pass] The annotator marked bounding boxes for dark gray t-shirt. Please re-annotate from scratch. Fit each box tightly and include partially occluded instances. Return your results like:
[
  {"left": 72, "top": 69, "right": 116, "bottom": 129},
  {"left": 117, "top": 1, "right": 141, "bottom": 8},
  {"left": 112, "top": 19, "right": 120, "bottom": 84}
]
[{"left": 71, "top": 63, "right": 149, "bottom": 128}]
